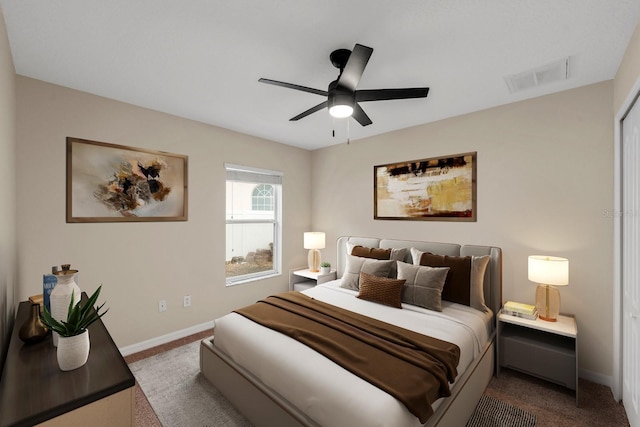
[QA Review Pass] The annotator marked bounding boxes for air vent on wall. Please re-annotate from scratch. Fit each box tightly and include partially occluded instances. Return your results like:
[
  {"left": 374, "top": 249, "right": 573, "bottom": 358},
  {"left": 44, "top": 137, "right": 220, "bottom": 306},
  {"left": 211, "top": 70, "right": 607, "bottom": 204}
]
[{"left": 505, "top": 57, "right": 571, "bottom": 93}]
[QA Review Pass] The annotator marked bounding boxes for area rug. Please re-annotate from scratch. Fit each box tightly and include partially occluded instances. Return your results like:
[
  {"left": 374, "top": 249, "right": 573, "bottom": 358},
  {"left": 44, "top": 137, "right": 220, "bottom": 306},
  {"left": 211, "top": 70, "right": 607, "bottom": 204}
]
[
  {"left": 466, "top": 394, "right": 537, "bottom": 427},
  {"left": 131, "top": 340, "right": 536, "bottom": 427},
  {"left": 129, "top": 340, "right": 251, "bottom": 427}
]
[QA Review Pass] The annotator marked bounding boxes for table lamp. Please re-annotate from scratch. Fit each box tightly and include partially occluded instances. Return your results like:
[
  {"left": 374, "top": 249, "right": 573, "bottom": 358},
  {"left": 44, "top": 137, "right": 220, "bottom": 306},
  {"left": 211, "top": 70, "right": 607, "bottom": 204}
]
[
  {"left": 528, "top": 255, "right": 569, "bottom": 322},
  {"left": 304, "top": 232, "right": 325, "bottom": 272}
]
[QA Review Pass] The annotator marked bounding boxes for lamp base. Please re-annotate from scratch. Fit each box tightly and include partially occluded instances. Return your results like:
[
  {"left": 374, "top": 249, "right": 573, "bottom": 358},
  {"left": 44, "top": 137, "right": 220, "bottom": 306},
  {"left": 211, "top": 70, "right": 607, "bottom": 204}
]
[
  {"left": 536, "top": 284, "right": 560, "bottom": 322},
  {"left": 307, "top": 249, "right": 321, "bottom": 273}
]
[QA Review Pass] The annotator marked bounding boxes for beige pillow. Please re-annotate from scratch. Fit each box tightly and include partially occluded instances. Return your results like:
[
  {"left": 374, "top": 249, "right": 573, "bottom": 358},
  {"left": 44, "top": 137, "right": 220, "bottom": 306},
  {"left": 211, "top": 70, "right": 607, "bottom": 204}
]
[
  {"left": 469, "top": 255, "right": 491, "bottom": 312},
  {"left": 357, "top": 272, "right": 406, "bottom": 308},
  {"left": 397, "top": 261, "right": 449, "bottom": 311},
  {"left": 340, "top": 254, "right": 394, "bottom": 291}
]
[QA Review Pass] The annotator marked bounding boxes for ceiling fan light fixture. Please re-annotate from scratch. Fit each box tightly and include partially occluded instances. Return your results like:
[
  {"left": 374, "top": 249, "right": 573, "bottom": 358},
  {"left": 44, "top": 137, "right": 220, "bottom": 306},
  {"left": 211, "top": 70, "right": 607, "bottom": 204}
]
[
  {"left": 329, "top": 104, "right": 353, "bottom": 118},
  {"left": 328, "top": 88, "right": 354, "bottom": 118}
]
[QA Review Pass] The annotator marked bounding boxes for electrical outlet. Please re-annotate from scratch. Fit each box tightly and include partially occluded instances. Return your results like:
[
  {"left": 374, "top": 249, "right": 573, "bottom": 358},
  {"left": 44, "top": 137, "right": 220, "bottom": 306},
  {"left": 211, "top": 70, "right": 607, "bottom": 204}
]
[
  {"left": 159, "top": 300, "right": 167, "bottom": 312},
  {"left": 183, "top": 295, "right": 191, "bottom": 307}
]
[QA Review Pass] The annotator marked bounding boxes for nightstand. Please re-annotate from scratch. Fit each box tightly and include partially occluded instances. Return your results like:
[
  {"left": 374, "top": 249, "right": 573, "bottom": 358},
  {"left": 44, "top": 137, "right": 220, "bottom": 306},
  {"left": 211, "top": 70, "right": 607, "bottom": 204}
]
[
  {"left": 497, "top": 311, "right": 578, "bottom": 405},
  {"left": 289, "top": 268, "right": 337, "bottom": 291}
]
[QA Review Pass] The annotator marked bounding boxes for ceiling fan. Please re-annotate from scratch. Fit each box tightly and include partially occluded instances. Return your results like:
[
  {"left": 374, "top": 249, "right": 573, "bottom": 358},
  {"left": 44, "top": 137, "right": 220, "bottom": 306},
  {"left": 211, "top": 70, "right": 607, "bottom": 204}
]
[{"left": 258, "top": 43, "right": 429, "bottom": 127}]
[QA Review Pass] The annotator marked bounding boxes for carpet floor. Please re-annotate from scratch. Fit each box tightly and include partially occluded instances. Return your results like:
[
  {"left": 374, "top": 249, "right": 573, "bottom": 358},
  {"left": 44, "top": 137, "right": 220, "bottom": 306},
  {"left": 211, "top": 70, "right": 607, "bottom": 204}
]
[
  {"left": 124, "top": 329, "right": 214, "bottom": 427},
  {"left": 125, "top": 332, "right": 629, "bottom": 427},
  {"left": 466, "top": 395, "right": 536, "bottom": 427},
  {"left": 129, "top": 340, "right": 250, "bottom": 427},
  {"left": 487, "top": 369, "right": 630, "bottom": 427}
]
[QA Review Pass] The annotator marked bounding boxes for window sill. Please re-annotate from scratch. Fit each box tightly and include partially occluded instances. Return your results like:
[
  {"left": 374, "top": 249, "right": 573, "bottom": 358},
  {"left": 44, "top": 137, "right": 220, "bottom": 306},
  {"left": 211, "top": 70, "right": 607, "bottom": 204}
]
[{"left": 226, "top": 271, "right": 281, "bottom": 286}]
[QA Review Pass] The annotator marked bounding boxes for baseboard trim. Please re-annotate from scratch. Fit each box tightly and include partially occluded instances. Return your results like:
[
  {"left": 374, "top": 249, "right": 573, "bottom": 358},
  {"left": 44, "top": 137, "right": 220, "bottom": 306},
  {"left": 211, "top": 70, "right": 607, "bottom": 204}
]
[
  {"left": 579, "top": 368, "right": 612, "bottom": 389},
  {"left": 119, "top": 320, "right": 215, "bottom": 356}
]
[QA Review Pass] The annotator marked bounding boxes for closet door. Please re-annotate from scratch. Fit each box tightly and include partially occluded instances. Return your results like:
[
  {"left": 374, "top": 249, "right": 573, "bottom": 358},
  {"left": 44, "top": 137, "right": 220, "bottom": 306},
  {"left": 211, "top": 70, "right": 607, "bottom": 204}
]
[{"left": 622, "top": 94, "right": 640, "bottom": 427}]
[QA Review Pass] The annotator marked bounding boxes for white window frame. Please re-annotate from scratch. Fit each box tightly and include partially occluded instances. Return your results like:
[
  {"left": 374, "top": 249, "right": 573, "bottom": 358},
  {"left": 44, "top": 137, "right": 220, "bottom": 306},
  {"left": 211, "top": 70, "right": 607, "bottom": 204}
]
[
  {"left": 252, "top": 184, "right": 274, "bottom": 211},
  {"left": 225, "top": 163, "right": 282, "bottom": 285}
]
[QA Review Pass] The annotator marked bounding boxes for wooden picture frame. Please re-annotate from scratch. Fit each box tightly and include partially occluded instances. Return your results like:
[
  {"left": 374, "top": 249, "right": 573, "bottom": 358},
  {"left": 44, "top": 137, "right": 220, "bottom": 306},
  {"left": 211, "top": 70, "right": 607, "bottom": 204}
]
[
  {"left": 66, "top": 137, "right": 188, "bottom": 222},
  {"left": 374, "top": 152, "right": 476, "bottom": 221}
]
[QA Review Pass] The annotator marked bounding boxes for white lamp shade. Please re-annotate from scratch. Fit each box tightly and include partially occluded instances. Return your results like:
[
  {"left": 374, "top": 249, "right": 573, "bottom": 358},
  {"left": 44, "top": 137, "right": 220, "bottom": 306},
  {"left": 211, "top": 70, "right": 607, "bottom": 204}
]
[
  {"left": 528, "top": 255, "right": 569, "bottom": 286},
  {"left": 304, "top": 232, "right": 325, "bottom": 250}
]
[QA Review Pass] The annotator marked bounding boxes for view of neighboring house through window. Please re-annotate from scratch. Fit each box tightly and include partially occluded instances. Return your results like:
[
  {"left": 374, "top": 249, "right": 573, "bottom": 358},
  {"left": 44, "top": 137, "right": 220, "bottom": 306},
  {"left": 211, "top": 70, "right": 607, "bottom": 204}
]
[{"left": 225, "top": 163, "right": 282, "bottom": 284}]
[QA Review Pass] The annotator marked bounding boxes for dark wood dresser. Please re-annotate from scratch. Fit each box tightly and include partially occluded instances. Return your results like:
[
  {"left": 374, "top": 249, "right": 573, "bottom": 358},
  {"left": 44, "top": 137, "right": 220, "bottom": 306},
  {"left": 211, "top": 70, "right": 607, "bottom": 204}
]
[{"left": 0, "top": 298, "right": 135, "bottom": 427}]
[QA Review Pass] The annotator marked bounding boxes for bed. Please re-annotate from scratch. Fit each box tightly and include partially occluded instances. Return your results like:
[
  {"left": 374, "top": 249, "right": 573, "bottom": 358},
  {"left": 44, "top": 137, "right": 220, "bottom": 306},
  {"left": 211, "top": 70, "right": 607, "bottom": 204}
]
[{"left": 200, "top": 236, "right": 502, "bottom": 427}]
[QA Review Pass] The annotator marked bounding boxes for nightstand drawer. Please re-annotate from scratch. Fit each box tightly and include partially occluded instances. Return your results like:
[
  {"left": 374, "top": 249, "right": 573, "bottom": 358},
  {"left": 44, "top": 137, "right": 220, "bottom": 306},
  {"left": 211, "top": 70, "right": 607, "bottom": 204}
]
[{"left": 500, "top": 329, "right": 576, "bottom": 390}]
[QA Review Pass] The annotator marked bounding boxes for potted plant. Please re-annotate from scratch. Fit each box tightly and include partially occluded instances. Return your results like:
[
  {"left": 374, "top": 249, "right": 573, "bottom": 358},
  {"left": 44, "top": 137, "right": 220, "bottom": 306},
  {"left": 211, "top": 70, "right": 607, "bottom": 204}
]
[
  {"left": 320, "top": 262, "right": 331, "bottom": 274},
  {"left": 40, "top": 286, "right": 109, "bottom": 371}
]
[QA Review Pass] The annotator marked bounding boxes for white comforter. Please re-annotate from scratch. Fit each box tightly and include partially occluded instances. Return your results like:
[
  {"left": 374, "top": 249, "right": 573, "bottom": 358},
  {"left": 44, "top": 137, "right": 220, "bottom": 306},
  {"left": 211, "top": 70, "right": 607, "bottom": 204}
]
[{"left": 213, "top": 281, "right": 493, "bottom": 427}]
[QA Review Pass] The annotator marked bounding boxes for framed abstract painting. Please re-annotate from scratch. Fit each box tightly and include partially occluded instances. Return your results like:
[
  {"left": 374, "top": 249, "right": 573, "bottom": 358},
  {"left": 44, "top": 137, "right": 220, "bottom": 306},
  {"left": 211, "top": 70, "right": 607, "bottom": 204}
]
[
  {"left": 374, "top": 152, "right": 476, "bottom": 221},
  {"left": 66, "top": 137, "right": 188, "bottom": 222}
]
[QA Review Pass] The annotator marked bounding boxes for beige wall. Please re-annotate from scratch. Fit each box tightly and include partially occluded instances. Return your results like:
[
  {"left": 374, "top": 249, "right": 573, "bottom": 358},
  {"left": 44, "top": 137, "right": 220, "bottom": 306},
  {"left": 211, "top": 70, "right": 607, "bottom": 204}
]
[
  {"left": 0, "top": 6, "right": 17, "bottom": 370},
  {"left": 615, "top": 19, "right": 640, "bottom": 114},
  {"left": 15, "top": 77, "right": 312, "bottom": 347},
  {"left": 311, "top": 82, "right": 614, "bottom": 381}
]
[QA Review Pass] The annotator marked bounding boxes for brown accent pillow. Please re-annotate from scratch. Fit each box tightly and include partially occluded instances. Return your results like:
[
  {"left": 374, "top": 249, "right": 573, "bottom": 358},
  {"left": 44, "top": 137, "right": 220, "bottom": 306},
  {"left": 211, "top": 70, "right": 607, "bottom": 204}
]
[
  {"left": 419, "top": 253, "right": 472, "bottom": 306},
  {"left": 349, "top": 244, "right": 407, "bottom": 278},
  {"left": 351, "top": 245, "right": 392, "bottom": 260},
  {"left": 357, "top": 272, "right": 406, "bottom": 308}
]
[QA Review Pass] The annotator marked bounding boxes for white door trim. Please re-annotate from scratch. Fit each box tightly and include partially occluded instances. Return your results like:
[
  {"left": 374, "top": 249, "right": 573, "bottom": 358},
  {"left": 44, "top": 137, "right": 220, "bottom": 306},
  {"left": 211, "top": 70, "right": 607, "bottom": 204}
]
[{"left": 613, "top": 75, "right": 640, "bottom": 402}]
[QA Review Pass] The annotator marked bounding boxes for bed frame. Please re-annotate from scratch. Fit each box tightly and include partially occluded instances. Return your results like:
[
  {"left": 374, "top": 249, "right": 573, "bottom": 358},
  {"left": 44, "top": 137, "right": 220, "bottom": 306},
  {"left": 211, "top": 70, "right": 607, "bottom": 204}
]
[{"left": 200, "top": 236, "right": 502, "bottom": 426}]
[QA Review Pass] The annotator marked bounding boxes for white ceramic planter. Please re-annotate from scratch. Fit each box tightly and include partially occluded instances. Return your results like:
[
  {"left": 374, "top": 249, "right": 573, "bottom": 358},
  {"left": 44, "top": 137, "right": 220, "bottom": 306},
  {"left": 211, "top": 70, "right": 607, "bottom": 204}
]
[
  {"left": 50, "top": 270, "right": 81, "bottom": 347},
  {"left": 57, "top": 330, "right": 90, "bottom": 371},
  {"left": 320, "top": 266, "right": 331, "bottom": 274}
]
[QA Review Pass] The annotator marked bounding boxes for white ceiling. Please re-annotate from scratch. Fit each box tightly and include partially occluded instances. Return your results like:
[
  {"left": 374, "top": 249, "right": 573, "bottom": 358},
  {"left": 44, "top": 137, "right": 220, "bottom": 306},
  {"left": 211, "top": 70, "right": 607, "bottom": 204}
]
[{"left": 2, "top": 1, "right": 639, "bottom": 150}]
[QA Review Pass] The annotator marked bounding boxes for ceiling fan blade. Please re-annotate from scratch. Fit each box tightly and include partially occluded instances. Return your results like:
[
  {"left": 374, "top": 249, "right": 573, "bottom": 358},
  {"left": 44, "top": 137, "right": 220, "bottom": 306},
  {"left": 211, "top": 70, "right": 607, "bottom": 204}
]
[
  {"left": 259, "top": 78, "right": 328, "bottom": 97},
  {"left": 290, "top": 101, "right": 328, "bottom": 121},
  {"left": 337, "top": 44, "right": 373, "bottom": 92},
  {"left": 356, "top": 87, "right": 429, "bottom": 102},
  {"left": 352, "top": 103, "right": 372, "bottom": 126}
]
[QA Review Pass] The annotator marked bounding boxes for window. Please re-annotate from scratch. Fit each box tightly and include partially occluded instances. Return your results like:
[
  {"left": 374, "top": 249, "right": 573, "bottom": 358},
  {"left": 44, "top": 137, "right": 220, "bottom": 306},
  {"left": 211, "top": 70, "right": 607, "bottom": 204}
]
[
  {"left": 252, "top": 184, "right": 274, "bottom": 211},
  {"left": 225, "top": 163, "right": 282, "bottom": 285}
]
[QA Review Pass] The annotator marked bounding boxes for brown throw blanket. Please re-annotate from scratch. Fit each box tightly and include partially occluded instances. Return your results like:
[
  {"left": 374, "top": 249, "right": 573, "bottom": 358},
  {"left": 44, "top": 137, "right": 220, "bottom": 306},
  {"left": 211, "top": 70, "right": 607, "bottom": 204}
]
[{"left": 234, "top": 291, "right": 460, "bottom": 423}]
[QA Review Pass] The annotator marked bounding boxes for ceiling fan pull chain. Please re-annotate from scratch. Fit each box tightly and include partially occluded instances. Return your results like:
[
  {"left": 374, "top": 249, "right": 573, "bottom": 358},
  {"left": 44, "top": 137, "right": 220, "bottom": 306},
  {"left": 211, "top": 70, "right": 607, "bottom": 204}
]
[{"left": 347, "top": 117, "right": 350, "bottom": 145}]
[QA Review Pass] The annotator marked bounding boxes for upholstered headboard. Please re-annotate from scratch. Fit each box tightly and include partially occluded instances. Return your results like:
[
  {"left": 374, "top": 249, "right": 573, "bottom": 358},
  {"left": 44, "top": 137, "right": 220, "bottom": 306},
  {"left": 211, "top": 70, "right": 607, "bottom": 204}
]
[{"left": 336, "top": 236, "right": 503, "bottom": 315}]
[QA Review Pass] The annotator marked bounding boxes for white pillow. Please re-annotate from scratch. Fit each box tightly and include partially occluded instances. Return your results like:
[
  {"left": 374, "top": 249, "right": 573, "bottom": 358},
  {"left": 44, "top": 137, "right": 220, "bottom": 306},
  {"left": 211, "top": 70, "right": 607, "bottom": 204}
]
[{"left": 410, "top": 247, "right": 425, "bottom": 265}]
